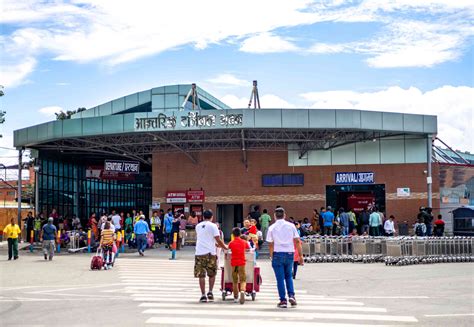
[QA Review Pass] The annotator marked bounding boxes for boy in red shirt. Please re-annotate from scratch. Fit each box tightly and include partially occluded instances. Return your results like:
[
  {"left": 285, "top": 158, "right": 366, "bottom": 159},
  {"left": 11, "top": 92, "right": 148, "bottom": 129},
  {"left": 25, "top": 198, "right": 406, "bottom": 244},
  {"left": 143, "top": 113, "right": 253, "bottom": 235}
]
[{"left": 228, "top": 227, "right": 250, "bottom": 304}]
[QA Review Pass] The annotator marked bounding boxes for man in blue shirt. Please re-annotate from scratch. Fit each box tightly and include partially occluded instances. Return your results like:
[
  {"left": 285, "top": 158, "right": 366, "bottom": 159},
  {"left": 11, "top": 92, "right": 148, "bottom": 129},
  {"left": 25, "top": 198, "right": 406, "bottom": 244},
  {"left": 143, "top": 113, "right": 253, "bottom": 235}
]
[
  {"left": 134, "top": 215, "right": 150, "bottom": 256},
  {"left": 164, "top": 209, "right": 174, "bottom": 248},
  {"left": 41, "top": 217, "right": 57, "bottom": 261},
  {"left": 338, "top": 208, "right": 350, "bottom": 236},
  {"left": 323, "top": 206, "right": 334, "bottom": 236}
]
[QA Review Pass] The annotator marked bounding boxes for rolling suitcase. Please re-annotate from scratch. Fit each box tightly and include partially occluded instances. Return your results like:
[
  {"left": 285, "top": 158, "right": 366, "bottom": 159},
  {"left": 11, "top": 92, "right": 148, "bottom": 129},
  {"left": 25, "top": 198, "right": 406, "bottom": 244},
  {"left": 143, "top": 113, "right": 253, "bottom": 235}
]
[{"left": 90, "top": 249, "right": 104, "bottom": 270}]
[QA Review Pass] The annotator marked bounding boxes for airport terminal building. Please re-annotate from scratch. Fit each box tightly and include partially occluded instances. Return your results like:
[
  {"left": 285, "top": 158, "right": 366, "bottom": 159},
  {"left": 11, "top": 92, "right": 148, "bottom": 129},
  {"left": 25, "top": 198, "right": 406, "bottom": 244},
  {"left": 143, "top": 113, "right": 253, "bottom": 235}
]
[{"left": 14, "top": 84, "right": 438, "bottom": 237}]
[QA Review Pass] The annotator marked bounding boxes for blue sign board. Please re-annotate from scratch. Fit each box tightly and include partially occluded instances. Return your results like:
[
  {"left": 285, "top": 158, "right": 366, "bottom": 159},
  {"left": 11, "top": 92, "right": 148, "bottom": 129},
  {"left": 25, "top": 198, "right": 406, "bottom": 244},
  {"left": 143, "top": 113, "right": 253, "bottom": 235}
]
[{"left": 335, "top": 172, "right": 374, "bottom": 184}]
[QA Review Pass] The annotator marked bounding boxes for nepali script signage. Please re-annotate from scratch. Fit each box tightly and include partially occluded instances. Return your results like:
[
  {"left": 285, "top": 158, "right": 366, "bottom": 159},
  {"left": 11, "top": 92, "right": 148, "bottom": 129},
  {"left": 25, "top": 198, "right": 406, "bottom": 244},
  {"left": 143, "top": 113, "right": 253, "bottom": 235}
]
[
  {"left": 135, "top": 112, "right": 243, "bottom": 130},
  {"left": 104, "top": 160, "right": 140, "bottom": 174},
  {"left": 335, "top": 172, "right": 374, "bottom": 185}
]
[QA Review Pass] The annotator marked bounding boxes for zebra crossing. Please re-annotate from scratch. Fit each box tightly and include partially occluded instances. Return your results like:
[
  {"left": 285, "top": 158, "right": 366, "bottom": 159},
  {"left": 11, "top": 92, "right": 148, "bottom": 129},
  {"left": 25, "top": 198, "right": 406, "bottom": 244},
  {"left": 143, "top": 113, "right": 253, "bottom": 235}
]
[{"left": 109, "top": 258, "right": 418, "bottom": 326}]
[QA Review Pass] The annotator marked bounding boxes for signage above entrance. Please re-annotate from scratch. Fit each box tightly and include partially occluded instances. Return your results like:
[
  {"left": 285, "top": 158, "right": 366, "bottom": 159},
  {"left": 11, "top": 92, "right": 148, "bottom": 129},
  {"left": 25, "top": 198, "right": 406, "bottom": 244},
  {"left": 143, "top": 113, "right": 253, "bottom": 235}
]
[
  {"left": 335, "top": 172, "right": 374, "bottom": 184},
  {"left": 187, "top": 190, "right": 205, "bottom": 203},
  {"left": 166, "top": 191, "right": 187, "bottom": 204},
  {"left": 104, "top": 160, "right": 140, "bottom": 174},
  {"left": 135, "top": 112, "right": 243, "bottom": 130}
]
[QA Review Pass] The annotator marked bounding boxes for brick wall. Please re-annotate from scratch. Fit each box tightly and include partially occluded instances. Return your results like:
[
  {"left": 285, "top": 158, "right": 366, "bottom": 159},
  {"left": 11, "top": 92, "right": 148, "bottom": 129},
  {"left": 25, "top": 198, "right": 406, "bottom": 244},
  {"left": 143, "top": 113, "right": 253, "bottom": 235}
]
[{"left": 153, "top": 151, "right": 439, "bottom": 224}]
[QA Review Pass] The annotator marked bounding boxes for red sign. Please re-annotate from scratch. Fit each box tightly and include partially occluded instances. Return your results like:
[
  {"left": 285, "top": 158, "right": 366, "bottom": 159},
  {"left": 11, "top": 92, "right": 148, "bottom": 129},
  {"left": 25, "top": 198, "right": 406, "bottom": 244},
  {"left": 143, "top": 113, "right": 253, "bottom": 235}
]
[
  {"left": 166, "top": 191, "right": 187, "bottom": 204},
  {"left": 347, "top": 193, "right": 375, "bottom": 213},
  {"left": 186, "top": 190, "right": 205, "bottom": 203}
]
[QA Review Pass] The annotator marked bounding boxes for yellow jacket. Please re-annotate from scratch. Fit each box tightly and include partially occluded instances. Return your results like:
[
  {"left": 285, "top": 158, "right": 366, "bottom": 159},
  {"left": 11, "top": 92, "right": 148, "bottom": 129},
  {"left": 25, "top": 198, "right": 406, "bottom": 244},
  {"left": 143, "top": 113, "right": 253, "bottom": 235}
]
[{"left": 3, "top": 224, "right": 21, "bottom": 239}]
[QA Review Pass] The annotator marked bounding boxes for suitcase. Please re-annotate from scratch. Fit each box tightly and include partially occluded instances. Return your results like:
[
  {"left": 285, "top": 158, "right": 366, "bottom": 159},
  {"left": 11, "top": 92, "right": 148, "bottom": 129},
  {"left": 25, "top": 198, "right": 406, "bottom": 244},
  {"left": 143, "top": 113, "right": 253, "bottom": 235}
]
[
  {"left": 147, "top": 232, "right": 155, "bottom": 248},
  {"left": 90, "top": 249, "right": 104, "bottom": 270}
]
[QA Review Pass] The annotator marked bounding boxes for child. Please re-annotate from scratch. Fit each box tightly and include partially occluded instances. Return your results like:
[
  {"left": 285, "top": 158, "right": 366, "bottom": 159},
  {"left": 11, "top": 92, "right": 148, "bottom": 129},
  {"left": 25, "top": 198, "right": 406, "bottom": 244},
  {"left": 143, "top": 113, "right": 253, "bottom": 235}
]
[
  {"left": 228, "top": 227, "right": 250, "bottom": 304},
  {"left": 100, "top": 222, "right": 115, "bottom": 270},
  {"left": 248, "top": 219, "right": 259, "bottom": 249},
  {"left": 293, "top": 237, "right": 301, "bottom": 279}
]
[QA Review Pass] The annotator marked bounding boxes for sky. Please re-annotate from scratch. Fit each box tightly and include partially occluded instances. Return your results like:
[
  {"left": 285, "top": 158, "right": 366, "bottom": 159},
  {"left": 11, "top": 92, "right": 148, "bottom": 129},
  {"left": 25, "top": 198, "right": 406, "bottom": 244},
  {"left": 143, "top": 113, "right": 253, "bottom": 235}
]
[{"left": 0, "top": 0, "right": 473, "bottom": 169}]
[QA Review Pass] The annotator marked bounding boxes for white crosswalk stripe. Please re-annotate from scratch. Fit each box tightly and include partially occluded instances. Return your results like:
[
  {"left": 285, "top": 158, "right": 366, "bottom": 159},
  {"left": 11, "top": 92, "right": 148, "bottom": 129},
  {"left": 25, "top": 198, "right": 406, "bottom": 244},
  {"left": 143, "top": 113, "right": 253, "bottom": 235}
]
[{"left": 109, "top": 258, "right": 418, "bottom": 326}]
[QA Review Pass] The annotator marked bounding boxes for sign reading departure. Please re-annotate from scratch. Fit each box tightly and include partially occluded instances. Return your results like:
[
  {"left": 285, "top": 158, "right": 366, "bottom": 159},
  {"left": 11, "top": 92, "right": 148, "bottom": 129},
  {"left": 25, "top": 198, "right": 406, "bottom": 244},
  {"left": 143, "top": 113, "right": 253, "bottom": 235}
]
[
  {"left": 135, "top": 112, "right": 243, "bottom": 130},
  {"left": 104, "top": 160, "right": 140, "bottom": 174},
  {"left": 335, "top": 172, "right": 374, "bottom": 184}
]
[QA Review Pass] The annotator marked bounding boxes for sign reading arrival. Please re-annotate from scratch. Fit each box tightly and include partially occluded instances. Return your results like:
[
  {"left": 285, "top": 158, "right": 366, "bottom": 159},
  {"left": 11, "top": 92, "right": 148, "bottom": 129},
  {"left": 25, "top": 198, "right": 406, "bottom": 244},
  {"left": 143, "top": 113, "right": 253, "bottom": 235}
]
[
  {"left": 335, "top": 172, "right": 374, "bottom": 184},
  {"left": 104, "top": 160, "right": 140, "bottom": 174},
  {"left": 135, "top": 112, "right": 243, "bottom": 130}
]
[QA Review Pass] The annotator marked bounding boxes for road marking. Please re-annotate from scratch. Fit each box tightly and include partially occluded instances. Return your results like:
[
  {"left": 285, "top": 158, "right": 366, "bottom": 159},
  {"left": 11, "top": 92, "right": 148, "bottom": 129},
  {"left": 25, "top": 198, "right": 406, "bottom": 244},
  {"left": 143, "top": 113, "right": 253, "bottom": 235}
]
[
  {"left": 143, "top": 309, "right": 417, "bottom": 322},
  {"left": 138, "top": 302, "right": 386, "bottom": 312},
  {"left": 136, "top": 300, "right": 365, "bottom": 306},
  {"left": 124, "top": 286, "right": 307, "bottom": 293},
  {"left": 26, "top": 283, "right": 123, "bottom": 294},
  {"left": 146, "top": 317, "right": 391, "bottom": 326},
  {"left": 336, "top": 296, "right": 430, "bottom": 299},
  {"left": 424, "top": 313, "right": 474, "bottom": 317}
]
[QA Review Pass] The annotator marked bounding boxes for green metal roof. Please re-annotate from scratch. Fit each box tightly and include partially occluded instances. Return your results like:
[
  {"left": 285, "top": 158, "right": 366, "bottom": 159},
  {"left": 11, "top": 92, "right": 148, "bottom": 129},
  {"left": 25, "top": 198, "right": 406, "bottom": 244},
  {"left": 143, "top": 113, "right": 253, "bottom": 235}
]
[{"left": 71, "top": 84, "right": 231, "bottom": 119}]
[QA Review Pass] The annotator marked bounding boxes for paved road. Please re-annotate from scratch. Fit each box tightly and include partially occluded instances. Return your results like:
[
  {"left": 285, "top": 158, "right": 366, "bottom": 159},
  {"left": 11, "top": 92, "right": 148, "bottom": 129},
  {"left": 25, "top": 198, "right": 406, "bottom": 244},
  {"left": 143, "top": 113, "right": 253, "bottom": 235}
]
[{"left": 0, "top": 247, "right": 473, "bottom": 326}]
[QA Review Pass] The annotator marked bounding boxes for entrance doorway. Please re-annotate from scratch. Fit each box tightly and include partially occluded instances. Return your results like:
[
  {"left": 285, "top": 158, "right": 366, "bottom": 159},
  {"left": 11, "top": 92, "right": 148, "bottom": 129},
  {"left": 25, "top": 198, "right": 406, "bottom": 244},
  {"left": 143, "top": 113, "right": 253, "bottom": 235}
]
[
  {"left": 326, "top": 184, "right": 386, "bottom": 214},
  {"left": 217, "top": 204, "right": 243, "bottom": 241}
]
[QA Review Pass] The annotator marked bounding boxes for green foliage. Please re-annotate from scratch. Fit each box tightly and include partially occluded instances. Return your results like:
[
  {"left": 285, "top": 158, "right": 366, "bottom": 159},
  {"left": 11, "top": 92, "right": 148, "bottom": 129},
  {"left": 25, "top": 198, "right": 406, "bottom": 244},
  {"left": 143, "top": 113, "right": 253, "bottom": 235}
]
[{"left": 55, "top": 107, "right": 86, "bottom": 120}]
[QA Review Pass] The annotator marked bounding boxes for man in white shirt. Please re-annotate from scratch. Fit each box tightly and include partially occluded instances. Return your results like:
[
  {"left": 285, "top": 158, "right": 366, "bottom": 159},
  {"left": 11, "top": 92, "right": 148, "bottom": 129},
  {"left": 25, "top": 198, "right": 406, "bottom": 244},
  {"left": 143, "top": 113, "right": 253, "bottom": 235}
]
[
  {"left": 266, "top": 207, "right": 303, "bottom": 308},
  {"left": 384, "top": 215, "right": 396, "bottom": 236},
  {"left": 111, "top": 210, "right": 121, "bottom": 232},
  {"left": 194, "top": 209, "right": 227, "bottom": 303}
]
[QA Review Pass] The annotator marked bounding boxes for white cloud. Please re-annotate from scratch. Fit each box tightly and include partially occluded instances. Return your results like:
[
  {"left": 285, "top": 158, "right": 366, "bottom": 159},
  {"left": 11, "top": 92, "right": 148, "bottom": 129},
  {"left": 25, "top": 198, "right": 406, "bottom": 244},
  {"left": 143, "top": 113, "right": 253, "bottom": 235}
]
[
  {"left": 38, "top": 106, "right": 63, "bottom": 117},
  {"left": 239, "top": 33, "right": 300, "bottom": 54},
  {"left": 207, "top": 74, "right": 249, "bottom": 87},
  {"left": 309, "top": 20, "right": 472, "bottom": 68},
  {"left": 1, "top": 0, "right": 473, "bottom": 87},
  {"left": 56, "top": 82, "right": 70, "bottom": 86},
  {"left": 301, "top": 85, "right": 474, "bottom": 152}
]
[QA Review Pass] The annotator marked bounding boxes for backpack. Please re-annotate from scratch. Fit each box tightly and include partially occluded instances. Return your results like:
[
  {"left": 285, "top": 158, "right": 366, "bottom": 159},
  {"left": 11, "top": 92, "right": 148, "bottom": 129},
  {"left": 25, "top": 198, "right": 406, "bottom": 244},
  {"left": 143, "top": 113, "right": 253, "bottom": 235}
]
[{"left": 415, "top": 224, "right": 424, "bottom": 236}]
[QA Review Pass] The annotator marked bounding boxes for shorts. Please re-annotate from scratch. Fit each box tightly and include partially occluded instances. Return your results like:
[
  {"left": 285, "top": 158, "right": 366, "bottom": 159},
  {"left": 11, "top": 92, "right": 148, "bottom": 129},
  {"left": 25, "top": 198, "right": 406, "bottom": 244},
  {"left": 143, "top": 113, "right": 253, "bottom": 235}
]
[
  {"left": 194, "top": 253, "right": 218, "bottom": 278},
  {"left": 232, "top": 265, "right": 246, "bottom": 284}
]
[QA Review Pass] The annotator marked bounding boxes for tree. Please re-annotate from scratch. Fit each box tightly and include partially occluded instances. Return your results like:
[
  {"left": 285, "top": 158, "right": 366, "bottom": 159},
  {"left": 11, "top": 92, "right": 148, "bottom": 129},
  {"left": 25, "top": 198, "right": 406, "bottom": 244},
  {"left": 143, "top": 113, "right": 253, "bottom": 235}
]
[{"left": 55, "top": 107, "right": 86, "bottom": 120}]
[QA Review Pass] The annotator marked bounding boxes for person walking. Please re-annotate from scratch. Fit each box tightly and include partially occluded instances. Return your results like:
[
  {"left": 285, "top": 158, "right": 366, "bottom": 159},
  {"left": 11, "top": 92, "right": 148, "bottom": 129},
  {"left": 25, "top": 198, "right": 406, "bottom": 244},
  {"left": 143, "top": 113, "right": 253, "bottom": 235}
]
[
  {"left": 228, "top": 227, "right": 249, "bottom": 304},
  {"left": 134, "top": 215, "right": 150, "bottom": 256},
  {"left": 111, "top": 210, "right": 121, "bottom": 232},
  {"left": 41, "top": 217, "right": 57, "bottom": 261},
  {"left": 266, "top": 207, "right": 303, "bottom": 308},
  {"left": 164, "top": 209, "right": 174, "bottom": 248},
  {"left": 194, "top": 209, "right": 227, "bottom": 303},
  {"left": 179, "top": 213, "right": 187, "bottom": 248},
  {"left": 100, "top": 221, "right": 115, "bottom": 270},
  {"left": 23, "top": 211, "right": 34, "bottom": 244},
  {"left": 33, "top": 214, "right": 43, "bottom": 242},
  {"left": 3, "top": 218, "right": 21, "bottom": 260},
  {"left": 259, "top": 209, "right": 272, "bottom": 241}
]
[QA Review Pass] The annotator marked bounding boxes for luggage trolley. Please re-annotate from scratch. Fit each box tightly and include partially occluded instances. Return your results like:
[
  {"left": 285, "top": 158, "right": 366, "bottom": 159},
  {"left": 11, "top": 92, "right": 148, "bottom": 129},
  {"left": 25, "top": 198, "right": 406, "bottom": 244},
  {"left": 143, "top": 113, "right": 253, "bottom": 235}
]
[{"left": 221, "top": 251, "right": 262, "bottom": 301}]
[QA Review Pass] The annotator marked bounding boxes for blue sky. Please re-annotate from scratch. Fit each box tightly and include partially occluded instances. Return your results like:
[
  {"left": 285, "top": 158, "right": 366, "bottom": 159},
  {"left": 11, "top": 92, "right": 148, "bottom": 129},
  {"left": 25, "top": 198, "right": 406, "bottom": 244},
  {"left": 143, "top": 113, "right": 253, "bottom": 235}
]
[{"left": 0, "top": 0, "right": 473, "bottom": 167}]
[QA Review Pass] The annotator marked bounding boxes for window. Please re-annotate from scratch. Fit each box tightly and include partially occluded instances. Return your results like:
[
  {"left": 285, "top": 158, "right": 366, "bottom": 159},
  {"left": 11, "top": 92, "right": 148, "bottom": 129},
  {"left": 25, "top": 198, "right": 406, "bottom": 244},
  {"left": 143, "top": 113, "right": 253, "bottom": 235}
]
[
  {"left": 7, "top": 191, "right": 15, "bottom": 196},
  {"left": 262, "top": 174, "right": 304, "bottom": 187}
]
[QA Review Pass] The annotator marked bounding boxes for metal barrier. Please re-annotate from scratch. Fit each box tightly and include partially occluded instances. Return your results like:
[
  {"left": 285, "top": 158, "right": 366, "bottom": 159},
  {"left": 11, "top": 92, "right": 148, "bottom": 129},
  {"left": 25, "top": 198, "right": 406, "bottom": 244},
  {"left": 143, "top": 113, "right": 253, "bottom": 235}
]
[{"left": 302, "top": 235, "right": 474, "bottom": 265}]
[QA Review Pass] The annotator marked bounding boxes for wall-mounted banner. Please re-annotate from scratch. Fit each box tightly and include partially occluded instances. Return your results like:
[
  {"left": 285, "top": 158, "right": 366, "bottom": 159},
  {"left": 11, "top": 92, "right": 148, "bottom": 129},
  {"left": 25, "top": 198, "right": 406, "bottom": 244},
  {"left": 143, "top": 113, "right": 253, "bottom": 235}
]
[
  {"left": 335, "top": 172, "right": 374, "bottom": 184},
  {"left": 186, "top": 190, "right": 205, "bottom": 203},
  {"left": 166, "top": 191, "right": 187, "bottom": 204},
  {"left": 397, "top": 188, "right": 411, "bottom": 197},
  {"left": 135, "top": 112, "right": 243, "bottom": 130},
  {"left": 104, "top": 160, "right": 140, "bottom": 174}
]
